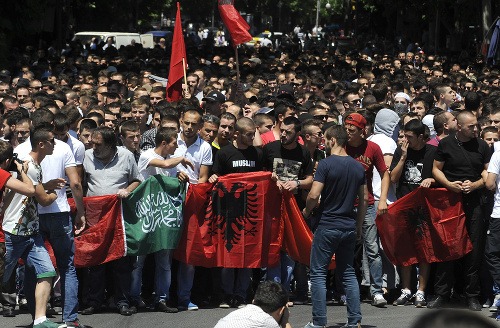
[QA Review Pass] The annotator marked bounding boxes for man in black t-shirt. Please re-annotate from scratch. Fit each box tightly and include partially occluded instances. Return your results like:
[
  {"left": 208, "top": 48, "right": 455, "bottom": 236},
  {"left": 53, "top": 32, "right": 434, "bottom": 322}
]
[
  {"left": 429, "top": 111, "right": 491, "bottom": 311},
  {"left": 262, "top": 116, "right": 313, "bottom": 304},
  {"left": 389, "top": 120, "right": 436, "bottom": 307},
  {"left": 209, "top": 117, "right": 263, "bottom": 309}
]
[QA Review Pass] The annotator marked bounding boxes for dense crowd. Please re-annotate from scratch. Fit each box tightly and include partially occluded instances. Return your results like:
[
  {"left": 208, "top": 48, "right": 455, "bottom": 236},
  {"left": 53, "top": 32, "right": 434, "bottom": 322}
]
[{"left": 0, "top": 32, "right": 500, "bottom": 328}]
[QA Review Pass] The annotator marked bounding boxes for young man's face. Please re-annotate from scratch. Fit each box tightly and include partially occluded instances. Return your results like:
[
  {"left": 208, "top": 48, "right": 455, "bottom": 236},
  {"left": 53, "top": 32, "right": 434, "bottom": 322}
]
[
  {"left": 483, "top": 131, "right": 499, "bottom": 146},
  {"left": 217, "top": 118, "right": 235, "bottom": 142},
  {"left": 121, "top": 130, "right": 141, "bottom": 152},
  {"left": 79, "top": 128, "right": 93, "bottom": 149},
  {"left": 161, "top": 138, "right": 178, "bottom": 157},
  {"left": 131, "top": 105, "right": 149, "bottom": 126}
]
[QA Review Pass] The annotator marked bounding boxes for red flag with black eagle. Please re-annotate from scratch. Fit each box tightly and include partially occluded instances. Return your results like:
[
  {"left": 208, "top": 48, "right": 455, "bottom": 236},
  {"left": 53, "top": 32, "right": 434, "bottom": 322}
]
[
  {"left": 166, "top": 2, "right": 187, "bottom": 102},
  {"left": 174, "top": 172, "right": 282, "bottom": 268},
  {"left": 375, "top": 187, "right": 473, "bottom": 267},
  {"left": 218, "top": 0, "right": 252, "bottom": 46}
]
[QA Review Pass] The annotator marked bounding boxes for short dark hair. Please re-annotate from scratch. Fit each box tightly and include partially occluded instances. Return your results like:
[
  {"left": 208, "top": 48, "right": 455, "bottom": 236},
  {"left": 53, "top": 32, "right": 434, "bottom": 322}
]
[
  {"left": 53, "top": 113, "right": 70, "bottom": 131},
  {"left": 282, "top": 116, "right": 301, "bottom": 133},
  {"left": 119, "top": 120, "right": 140, "bottom": 137},
  {"left": 404, "top": 119, "right": 426, "bottom": 136},
  {"left": 31, "top": 108, "right": 55, "bottom": 129},
  {"left": 252, "top": 281, "right": 288, "bottom": 314},
  {"left": 30, "top": 124, "right": 53, "bottom": 149},
  {"left": 93, "top": 126, "right": 117, "bottom": 148},
  {"left": 325, "top": 125, "right": 348, "bottom": 147},
  {"left": 79, "top": 118, "right": 98, "bottom": 133},
  {"left": 155, "top": 127, "right": 178, "bottom": 147},
  {"left": 481, "top": 126, "right": 498, "bottom": 138}
]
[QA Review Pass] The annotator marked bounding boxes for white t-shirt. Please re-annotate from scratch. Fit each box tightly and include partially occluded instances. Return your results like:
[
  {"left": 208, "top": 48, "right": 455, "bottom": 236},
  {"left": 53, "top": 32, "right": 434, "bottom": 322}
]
[
  {"left": 66, "top": 135, "right": 85, "bottom": 165},
  {"left": 138, "top": 148, "right": 177, "bottom": 180},
  {"left": 214, "top": 304, "right": 279, "bottom": 328},
  {"left": 173, "top": 134, "right": 212, "bottom": 184},
  {"left": 2, "top": 156, "right": 40, "bottom": 235},
  {"left": 15, "top": 139, "right": 76, "bottom": 214},
  {"left": 488, "top": 151, "right": 500, "bottom": 218},
  {"left": 367, "top": 133, "right": 397, "bottom": 204}
]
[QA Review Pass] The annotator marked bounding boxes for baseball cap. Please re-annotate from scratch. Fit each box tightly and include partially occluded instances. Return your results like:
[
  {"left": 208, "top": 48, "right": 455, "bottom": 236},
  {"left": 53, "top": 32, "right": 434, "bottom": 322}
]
[
  {"left": 276, "top": 84, "right": 295, "bottom": 101},
  {"left": 202, "top": 90, "right": 226, "bottom": 103},
  {"left": 344, "top": 113, "right": 367, "bottom": 130}
]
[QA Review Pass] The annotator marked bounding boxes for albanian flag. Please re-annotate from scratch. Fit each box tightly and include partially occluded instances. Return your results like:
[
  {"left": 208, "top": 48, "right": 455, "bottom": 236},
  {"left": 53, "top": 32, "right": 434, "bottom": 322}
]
[
  {"left": 218, "top": 0, "right": 252, "bottom": 46},
  {"left": 166, "top": 2, "right": 187, "bottom": 102},
  {"left": 376, "top": 187, "right": 472, "bottom": 267},
  {"left": 174, "top": 171, "right": 282, "bottom": 268}
]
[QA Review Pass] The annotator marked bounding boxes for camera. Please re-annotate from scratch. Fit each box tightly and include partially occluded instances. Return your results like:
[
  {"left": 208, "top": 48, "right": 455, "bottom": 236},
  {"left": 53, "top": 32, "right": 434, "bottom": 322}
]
[{"left": 8, "top": 153, "right": 23, "bottom": 173}]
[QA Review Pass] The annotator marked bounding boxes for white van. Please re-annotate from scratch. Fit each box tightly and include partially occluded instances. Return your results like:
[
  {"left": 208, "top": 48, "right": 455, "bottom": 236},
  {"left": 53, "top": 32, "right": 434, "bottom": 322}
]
[{"left": 73, "top": 32, "right": 154, "bottom": 49}]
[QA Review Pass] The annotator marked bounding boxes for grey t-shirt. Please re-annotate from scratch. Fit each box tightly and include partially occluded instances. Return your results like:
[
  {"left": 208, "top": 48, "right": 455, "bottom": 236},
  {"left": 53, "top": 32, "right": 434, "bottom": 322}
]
[{"left": 84, "top": 147, "right": 141, "bottom": 196}]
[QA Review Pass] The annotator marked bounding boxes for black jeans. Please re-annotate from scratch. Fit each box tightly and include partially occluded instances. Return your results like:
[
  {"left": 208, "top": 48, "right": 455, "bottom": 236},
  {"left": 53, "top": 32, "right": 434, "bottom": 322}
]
[
  {"left": 0, "top": 242, "right": 16, "bottom": 309},
  {"left": 433, "top": 194, "right": 487, "bottom": 299},
  {"left": 486, "top": 216, "right": 500, "bottom": 290},
  {"left": 82, "top": 256, "right": 133, "bottom": 308}
]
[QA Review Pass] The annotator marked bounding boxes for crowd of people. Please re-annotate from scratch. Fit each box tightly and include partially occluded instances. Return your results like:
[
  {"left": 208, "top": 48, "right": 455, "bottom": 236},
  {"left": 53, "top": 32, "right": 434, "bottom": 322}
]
[{"left": 0, "top": 32, "right": 499, "bottom": 328}]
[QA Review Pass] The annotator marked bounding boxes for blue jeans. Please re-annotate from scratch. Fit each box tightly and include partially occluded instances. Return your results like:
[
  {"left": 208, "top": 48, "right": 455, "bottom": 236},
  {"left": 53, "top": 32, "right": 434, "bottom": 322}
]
[
  {"left": 310, "top": 228, "right": 361, "bottom": 327},
  {"left": 266, "top": 252, "right": 295, "bottom": 291},
  {"left": 39, "top": 212, "right": 79, "bottom": 322},
  {"left": 4, "top": 232, "right": 57, "bottom": 318},
  {"left": 131, "top": 250, "right": 173, "bottom": 303},
  {"left": 177, "top": 262, "right": 195, "bottom": 305},
  {"left": 361, "top": 204, "right": 383, "bottom": 296}
]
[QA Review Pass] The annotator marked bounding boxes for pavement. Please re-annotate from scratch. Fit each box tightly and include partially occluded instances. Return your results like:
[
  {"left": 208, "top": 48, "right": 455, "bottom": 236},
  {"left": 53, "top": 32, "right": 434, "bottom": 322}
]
[{"left": 3, "top": 300, "right": 500, "bottom": 328}]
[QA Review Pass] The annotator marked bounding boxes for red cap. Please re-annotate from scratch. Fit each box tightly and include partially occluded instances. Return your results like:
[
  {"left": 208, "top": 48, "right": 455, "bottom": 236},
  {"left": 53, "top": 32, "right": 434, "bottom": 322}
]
[{"left": 344, "top": 113, "right": 367, "bottom": 130}]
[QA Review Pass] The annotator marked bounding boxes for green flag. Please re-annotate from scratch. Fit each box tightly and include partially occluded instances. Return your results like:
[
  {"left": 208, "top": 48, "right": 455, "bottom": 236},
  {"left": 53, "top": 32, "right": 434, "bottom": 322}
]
[{"left": 123, "top": 175, "right": 186, "bottom": 256}]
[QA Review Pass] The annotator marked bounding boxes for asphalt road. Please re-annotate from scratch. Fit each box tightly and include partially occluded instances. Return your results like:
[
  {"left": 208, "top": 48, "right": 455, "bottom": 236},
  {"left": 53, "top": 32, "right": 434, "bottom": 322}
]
[{"left": 4, "top": 301, "right": 500, "bottom": 328}]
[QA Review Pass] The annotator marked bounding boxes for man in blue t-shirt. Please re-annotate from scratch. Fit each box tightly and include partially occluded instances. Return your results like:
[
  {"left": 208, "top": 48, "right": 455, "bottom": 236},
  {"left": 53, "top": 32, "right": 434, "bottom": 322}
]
[{"left": 303, "top": 125, "right": 367, "bottom": 328}]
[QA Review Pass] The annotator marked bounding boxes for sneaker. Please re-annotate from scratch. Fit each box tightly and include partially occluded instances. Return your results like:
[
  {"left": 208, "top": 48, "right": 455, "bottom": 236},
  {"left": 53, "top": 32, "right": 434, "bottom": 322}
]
[
  {"left": 393, "top": 289, "right": 412, "bottom": 306},
  {"left": 33, "top": 319, "right": 63, "bottom": 328},
  {"left": 372, "top": 293, "right": 387, "bottom": 307},
  {"left": 178, "top": 301, "right": 199, "bottom": 311},
  {"left": 232, "top": 296, "right": 246, "bottom": 309},
  {"left": 339, "top": 295, "right": 347, "bottom": 306},
  {"left": 491, "top": 295, "right": 500, "bottom": 312},
  {"left": 62, "top": 320, "right": 86, "bottom": 328},
  {"left": 414, "top": 292, "right": 427, "bottom": 308},
  {"left": 156, "top": 300, "right": 178, "bottom": 313},
  {"left": 219, "top": 297, "right": 231, "bottom": 309},
  {"left": 340, "top": 324, "right": 361, "bottom": 328},
  {"left": 483, "top": 299, "right": 492, "bottom": 308},
  {"left": 304, "top": 322, "right": 325, "bottom": 328}
]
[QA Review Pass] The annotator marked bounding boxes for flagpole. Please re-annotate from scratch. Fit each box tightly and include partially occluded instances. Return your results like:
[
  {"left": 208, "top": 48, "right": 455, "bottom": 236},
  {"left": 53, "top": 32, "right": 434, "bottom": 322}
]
[
  {"left": 182, "top": 57, "right": 188, "bottom": 87},
  {"left": 234, "top": 45, "right": 240, "bottom": 85}
]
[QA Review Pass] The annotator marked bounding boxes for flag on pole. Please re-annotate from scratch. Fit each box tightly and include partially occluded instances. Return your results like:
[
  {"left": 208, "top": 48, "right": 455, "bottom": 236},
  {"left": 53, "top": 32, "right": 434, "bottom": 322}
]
[
  {"left": 218, "top": 0, "right": 252, "bottom": 46},
  {"left": 166, "top": 2, "right": 187, "bottom": 102}
]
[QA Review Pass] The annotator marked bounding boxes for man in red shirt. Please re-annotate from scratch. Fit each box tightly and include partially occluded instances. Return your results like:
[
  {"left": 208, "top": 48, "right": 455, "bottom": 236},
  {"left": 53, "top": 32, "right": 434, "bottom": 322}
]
[{"left": 345, "top": 113, "right": 390, "bottom": 308}]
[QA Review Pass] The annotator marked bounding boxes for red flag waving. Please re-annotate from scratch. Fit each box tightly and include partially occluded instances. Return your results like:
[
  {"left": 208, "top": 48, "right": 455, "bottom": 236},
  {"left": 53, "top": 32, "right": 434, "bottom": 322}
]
[
  {"left": 218, "top": 0, "right": 252, "bottom": 46},
  {"left": 376, "top": 188, "right": 472, "bottom": 266},
  {"left": 174, "top": 172, "right": 282, "bottom": 268},
  {"left": 166, "top": 2, "right": 187, "bottom": 102}
]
